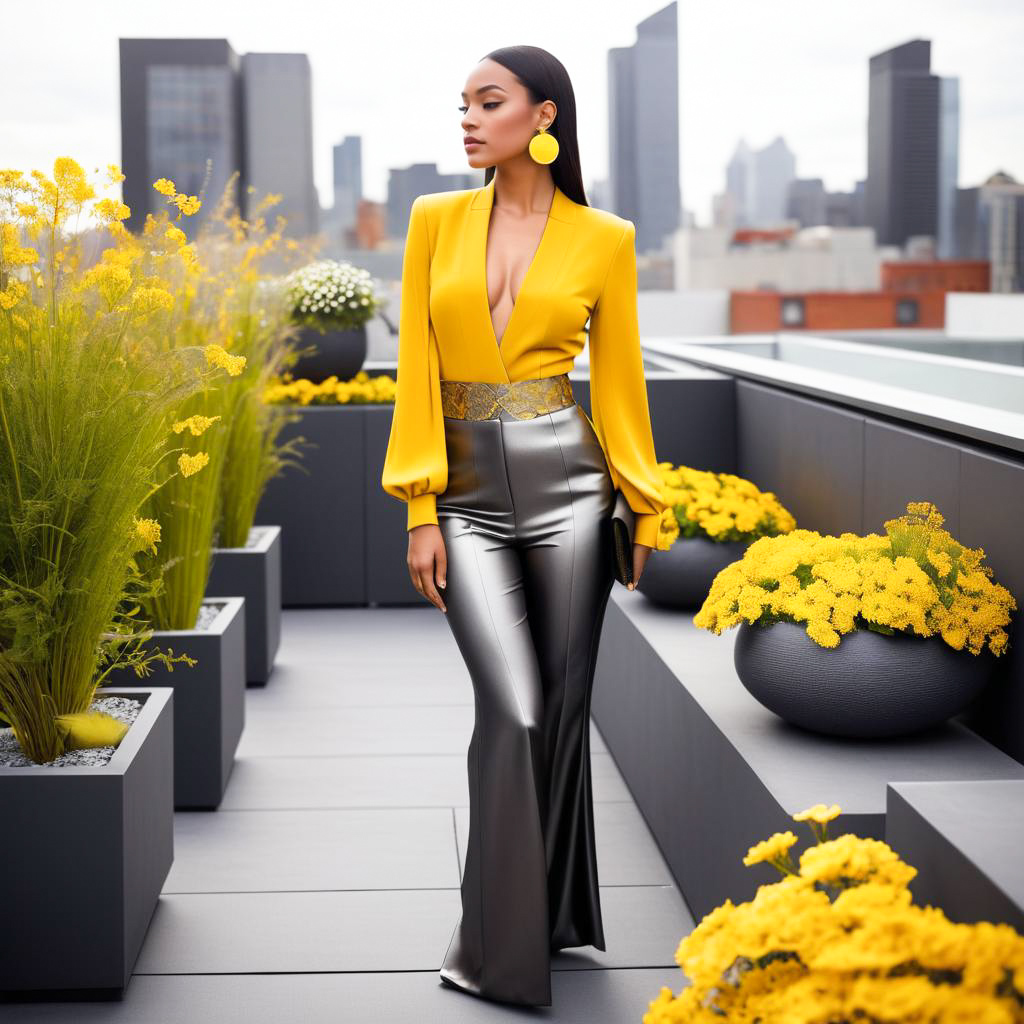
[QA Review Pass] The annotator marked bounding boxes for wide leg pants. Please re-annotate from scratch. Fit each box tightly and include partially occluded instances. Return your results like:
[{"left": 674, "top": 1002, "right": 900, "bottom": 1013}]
[{"left": 435, "top": 399, "right": 617, "bottom": 1007}]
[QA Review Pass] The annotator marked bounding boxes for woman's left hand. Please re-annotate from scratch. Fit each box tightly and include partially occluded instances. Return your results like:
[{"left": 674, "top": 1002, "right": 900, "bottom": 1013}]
[{"left": 628, "top": 542, "right": 653, "bottom": 590}]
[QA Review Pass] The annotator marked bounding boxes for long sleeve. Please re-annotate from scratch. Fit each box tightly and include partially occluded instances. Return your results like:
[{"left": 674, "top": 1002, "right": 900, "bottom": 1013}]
[
  {"left": 587, "top": 221, "right": 666, "bottom": 549},
  {"left": 381, "top": 195, "right": 448, "bottom": 530}
]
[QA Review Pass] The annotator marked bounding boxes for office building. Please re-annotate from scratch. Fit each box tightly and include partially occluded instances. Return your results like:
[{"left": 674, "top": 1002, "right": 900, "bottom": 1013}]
[{"left": 608, "top": 2, "right": 681, "bottom": 253}]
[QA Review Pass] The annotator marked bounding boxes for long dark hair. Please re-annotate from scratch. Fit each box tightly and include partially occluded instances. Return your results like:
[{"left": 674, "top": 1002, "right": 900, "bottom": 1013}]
[{"left": 479, "top": 45, "right": 589, "bottom": 208}]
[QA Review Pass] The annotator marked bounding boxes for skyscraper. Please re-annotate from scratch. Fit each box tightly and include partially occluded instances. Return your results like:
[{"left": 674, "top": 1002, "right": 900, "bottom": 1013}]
[
  {"left": 119, "top": 37, "right": 318, "bottom": 238},
  {"left": 956, "top": 172, "right": 1024, "bottom": 293},
  {"left": 866, "top": 39, "right": 955, "bottom": 249},
  {"left": 937, "top": 76, "right": 961, "bottom": 260},
  {"left": 607, "top": 2, "right": 681, "bottom": 254},
  {"left": 119, "top": 38, "right": 242, "bottom": 237},
  {"left": 723, "top": 137, "right": 797, "bottom": 228},
  {"left": 241, "top": 53, "right": 319, "bottom": 237},
  {"left": 752, "top": 137, "right": 797, "bottom": 226},
  {"left": 332, "top": 136, "right": 363, "bottom": 236}
]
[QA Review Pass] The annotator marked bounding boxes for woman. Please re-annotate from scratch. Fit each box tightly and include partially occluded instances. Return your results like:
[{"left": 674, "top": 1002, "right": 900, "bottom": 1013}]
[{"left": 380, "top": 45, "right": 666, "bottom": 1007}]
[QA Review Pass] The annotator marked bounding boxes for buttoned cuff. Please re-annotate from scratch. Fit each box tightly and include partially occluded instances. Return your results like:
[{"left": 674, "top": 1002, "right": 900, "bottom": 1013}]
[
  {"left": 634, "top": 512, "right": 661, "bottom": 549},
  {"left": 407, "top": 492, "right": 438, "bottom": 531}
]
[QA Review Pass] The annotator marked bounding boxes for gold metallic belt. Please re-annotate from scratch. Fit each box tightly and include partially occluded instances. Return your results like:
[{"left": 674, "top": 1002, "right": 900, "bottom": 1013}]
[{"left": 440, "top": 373, "right": 575, "bottom": 420}]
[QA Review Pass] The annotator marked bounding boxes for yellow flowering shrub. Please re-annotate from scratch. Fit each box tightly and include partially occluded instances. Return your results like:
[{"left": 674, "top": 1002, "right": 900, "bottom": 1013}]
[
  {"left": 0, "top": 158, "right": 207, "bottom": 761},
  {"left": 693, "top": 501, "right": 1016, "bottom": 655},
  {"left": 643, "top": 804, "right": 1024, "bottom": 1023},
  {"left": 263, "top": 369, "right": 397, "bottom": 406},
  {"left": 655, "top": 462, "right": 796, "bottom": 553}
]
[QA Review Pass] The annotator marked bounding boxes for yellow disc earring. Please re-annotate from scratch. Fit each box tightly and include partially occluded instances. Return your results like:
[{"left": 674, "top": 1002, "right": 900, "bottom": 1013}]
[{"left": 528, "top": 124, "right": 559, "bottom": 165}]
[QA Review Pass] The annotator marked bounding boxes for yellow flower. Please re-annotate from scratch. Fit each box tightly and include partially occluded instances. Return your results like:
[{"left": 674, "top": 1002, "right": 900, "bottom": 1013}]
[
  {"left": 743, "top": 830, "right": 798, "bottom": 867},
  {"left": 172, "top": 414, "right": 221, "bottom": 436},
  {"left": 130, "top": 286, "right": 174, "bottom": 316},
  {"left": 794, "top": 803, "right": 841, "bottom": 824},
  {"left": 799, "top": 834, "right": 917, "bottom": 890},
  {"left": 80, "top": 261, "right": 133, "bottom": 308},
  {"left": 0, "top": 278, "right": 27, "bottom": 310},
  {"left": 1, "top": 223, "right": 39, "bottom": 266},
  {"left": 152, "top": 177, "right": 177, "bottom": 197},
  {"left": 165, "top": 225, "right": 187, "bottom": 247},
  {"left": 53, "top": 156, "right": 95, "bottom": 204},
  {"left": 173, "top": 194, "right": 201, "bottom": 216},
  {"left": 134, "top": 517, "right": 161, "bottom": 555},
  {"left": 105, "top": 163, "right": 126, "bottom": 185},
  {"left": 177, "top": 451, "right": 210, "bottom": 478},
  {"left": 203, "top": 343, "right": 247, "bottom": 377},
  {"left": 94, "top": 197, "right": 131, "bottom": 222}
]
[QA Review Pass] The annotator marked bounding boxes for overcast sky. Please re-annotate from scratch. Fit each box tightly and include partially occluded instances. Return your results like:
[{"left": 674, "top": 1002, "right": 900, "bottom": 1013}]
[{"left": 4, "top": 0, "right": 1021, "bottom": 226}]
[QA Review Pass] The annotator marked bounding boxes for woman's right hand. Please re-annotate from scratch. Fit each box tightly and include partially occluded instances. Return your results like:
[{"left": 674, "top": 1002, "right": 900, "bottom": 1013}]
[{"left": 408, "top": 523, "right": 447, "bottom": 613}]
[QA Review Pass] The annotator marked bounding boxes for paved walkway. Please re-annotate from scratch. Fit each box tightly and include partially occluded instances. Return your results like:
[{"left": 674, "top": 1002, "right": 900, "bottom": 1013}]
[{"left": 11, "top": 605, "right": 693, "bottom": 1023}]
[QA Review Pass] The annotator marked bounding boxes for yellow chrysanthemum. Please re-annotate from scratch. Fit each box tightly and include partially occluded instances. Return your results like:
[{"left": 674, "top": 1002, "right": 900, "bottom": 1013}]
[
  {"left": 743, "top": 830, "right": 798, "bottom": 867},
  {"left": 794, "top": 803, "right": 842, "bottom": 824},
  {"left": 152, "top": 177, "right": 177, "bottom": 197},
  {"left": 692, "top": 502, "right": 1016, "bottom": 657}
]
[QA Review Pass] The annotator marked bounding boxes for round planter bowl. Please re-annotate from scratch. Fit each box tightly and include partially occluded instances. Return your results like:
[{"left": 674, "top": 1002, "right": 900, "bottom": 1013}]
[
  {"left": 639, "top": 535, "right": 750, "bottom": 609},
  {"left": 290, "top": 323, "right": 368, "bottom": 384},
  {"left": 734, "top": 619, "right": 998, "bottom": 738}
]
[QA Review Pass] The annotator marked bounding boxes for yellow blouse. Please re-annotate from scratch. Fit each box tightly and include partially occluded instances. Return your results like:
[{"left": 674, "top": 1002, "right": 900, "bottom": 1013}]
[{"left": 381, "top": 177, "right": 666, "bottom": 548}]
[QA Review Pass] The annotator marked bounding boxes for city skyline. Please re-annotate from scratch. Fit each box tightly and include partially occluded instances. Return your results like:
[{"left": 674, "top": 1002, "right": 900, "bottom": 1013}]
[{"left": 4, "top": 0, "right": 1022, "bottom": 229}]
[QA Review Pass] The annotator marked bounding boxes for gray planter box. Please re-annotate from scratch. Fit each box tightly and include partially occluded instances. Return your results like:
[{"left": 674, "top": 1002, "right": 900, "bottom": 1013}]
[
  {"left": 256, "top": 405, "right": 367, "bottom": 606},
  {"left": 206, "top": 525, "right": 282, "bottom": 685},
  {"left": 103, "top": 598, "right": 246, "bottom": 810},
  {"left": 0, "top": 687, "right": 174, "bottom": 998}
]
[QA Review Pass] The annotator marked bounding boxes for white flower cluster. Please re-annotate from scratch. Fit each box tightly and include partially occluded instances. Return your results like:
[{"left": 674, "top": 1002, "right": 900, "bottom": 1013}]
[{"left": 286, "top": 260, "right": 375, "bottom": 320}]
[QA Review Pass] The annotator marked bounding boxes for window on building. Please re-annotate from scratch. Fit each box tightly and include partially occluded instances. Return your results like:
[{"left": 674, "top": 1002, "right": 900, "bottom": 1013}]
[
  {"left": 896, "top": 298, "right": 919, "bottom": 325},
  {"left": 780, "top": 297, "right": 805, "bottom": 327}
]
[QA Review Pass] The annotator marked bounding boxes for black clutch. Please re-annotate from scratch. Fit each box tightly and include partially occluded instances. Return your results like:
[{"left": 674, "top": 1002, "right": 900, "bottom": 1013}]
[{"left": 610, "top": 488, "right": 635, "bottom": 586}]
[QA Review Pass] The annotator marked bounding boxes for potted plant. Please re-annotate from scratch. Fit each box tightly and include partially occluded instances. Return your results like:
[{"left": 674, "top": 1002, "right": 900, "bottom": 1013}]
[
  {"left": 694, "top": 502, "right": 1017, "bottom": 737},
  {"left": 643, "top": 803, "right": 1024, "bottom": 1022},
  {"left": 204, "top": 194, "right": 308, "bottom": 685},
  {"left": 0, "top": 158, "right": 200, "bottom": 995},
  {"left": 284, "top": 258, "right": 381, "bottom": 383},
  {"left": 103, "top": 174, "right": 271, "bottom": 809},
  {"left": 640, "top": 462, "right": 796, "bottom": 609}
]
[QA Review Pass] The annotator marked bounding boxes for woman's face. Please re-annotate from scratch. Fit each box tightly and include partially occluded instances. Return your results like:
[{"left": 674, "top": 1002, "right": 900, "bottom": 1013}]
[{"left": 459, "top": 59, "right": 555, "bottom": 169}]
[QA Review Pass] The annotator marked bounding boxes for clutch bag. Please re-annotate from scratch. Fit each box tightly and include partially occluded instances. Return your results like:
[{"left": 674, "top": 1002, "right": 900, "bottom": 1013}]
[{"left": 610, "top": 488, "right": 635, "bottom": 587}]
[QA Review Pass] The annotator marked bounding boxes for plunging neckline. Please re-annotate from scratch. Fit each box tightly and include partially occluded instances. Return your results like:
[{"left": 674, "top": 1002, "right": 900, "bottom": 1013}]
[{"left": 482, "top": 183, "right": 557, "bottom": 354}]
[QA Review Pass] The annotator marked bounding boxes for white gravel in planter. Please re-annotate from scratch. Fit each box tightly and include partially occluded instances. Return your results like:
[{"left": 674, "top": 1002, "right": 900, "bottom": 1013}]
[
  {"left": 196, "top": 600, "right": 227, "bottom": 630},
  {"left": 244, "top": 526, "right": 270, "bottom": 548},
  {"left": 0, "top": 695, "right": 144, "bottom": 769},
  {"left": 217, "top": 525, "right": 270, "bottom": 549}
]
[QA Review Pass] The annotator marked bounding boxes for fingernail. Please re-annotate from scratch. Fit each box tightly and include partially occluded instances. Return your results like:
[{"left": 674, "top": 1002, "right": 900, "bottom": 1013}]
[{"left": 439, "top": 580, "right": 446, "bottom": 588}]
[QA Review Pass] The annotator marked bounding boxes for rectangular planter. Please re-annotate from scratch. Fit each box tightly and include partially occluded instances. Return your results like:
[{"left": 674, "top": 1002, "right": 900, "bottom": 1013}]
[
  {"left": 255, "top": 405, "right": 367, "bottom": 606},
  {"left": 104, "top": 597, "right": 246, "bottom": 810},
  {"left": 206, "top": 524, "right": 282, "bottom": 685},
  {"left": 0, "top": 687, "right": 174, "bottom": 998}
]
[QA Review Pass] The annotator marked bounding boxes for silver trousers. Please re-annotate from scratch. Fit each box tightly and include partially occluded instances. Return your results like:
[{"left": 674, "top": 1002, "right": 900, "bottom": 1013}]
[{"left": 435, "top": 399, "right": 617, "bottom": 1006}]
